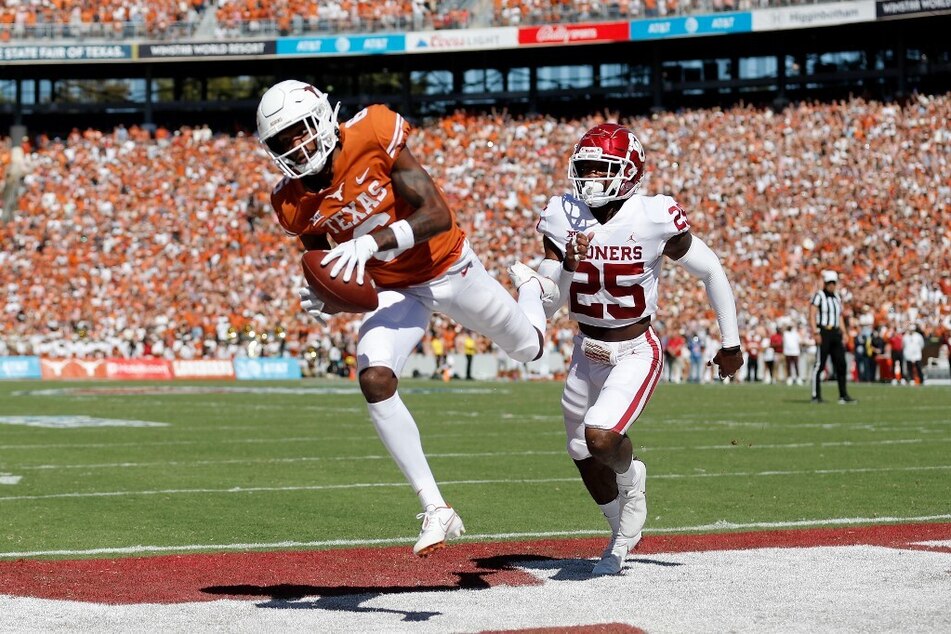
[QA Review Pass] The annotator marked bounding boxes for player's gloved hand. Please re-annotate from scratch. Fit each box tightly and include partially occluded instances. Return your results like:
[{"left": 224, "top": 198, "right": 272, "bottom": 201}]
[
  {"left": 320, "top": 235, "right": 380, "bottom": 284},
  {"left": 564, "top": 231, "right": 593, "bottom": 272},
  {"left": 298, "top": 286, "right": 334, "bottom": 326},
  {"left": 708, "top": 345, "right": 744, "bottom": 380}
]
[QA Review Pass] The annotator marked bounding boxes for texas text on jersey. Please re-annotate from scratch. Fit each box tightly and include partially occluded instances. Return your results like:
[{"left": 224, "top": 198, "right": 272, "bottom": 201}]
[
  {"left": 536, "top": 193, "right": 689, "bottom": 329},
  {"left": 270, "top": 104, "right": 465, "bottom": 288}
]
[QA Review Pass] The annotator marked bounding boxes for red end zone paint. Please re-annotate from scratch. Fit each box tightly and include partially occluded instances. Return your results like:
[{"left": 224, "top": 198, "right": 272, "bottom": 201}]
[
  {"left": 1, "top": 523, "right": 949, "bottom": 604},
  {"left": 484, "top": 626, "right": 645, "bottom": 634}
]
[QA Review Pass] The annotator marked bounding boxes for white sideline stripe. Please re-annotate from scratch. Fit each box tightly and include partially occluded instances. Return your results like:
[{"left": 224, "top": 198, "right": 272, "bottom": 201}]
[
  {"left": 2, "top": 465, "right": 950, "bottom": 502},
  {"left": 12, "top": 451, "right": 951, "bottom": 474},
  {"left": 2, "top": 513, "right": 951, "bottom": 559},
  {"left": 16, "top": 451, "right": 567, "bottom": 470},
  {"left": 3, "top": 435, "right": 950, "bottom": 453}
]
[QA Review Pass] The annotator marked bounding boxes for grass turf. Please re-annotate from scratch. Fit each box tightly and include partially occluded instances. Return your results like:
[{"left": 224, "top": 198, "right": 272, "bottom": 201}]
[{"left": 0, "top": 379, "right": 948, "bottom": 559}]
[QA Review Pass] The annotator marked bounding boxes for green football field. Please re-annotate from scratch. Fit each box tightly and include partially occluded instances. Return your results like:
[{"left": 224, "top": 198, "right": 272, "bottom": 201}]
[{"left": 1, "top": 379, "right": 949, "bottom": 560}]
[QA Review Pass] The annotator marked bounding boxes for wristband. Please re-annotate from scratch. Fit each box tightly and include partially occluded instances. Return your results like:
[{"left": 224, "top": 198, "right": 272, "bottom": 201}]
[{"left": 390, "top": 219, "right": 415, "bottom": 250}]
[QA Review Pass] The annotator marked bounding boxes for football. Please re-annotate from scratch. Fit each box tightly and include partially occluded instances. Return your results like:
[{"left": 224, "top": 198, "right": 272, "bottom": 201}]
[{"left": 301, "top": 250, "right": 379, "bottom": 313}]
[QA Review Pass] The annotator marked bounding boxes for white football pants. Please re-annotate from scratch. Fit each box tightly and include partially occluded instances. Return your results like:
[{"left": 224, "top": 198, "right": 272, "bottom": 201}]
[
  {"left": 356, "top": 242, "right": 541, "bottom": 374},
  {"left": 561, "top": 326, "right": 664, "bottom": 461}
]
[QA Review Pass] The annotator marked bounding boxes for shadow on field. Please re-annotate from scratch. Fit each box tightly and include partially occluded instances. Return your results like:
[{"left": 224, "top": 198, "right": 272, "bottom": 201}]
[{"left": 201, "top": 553, "right": 593, "bottom": 621}]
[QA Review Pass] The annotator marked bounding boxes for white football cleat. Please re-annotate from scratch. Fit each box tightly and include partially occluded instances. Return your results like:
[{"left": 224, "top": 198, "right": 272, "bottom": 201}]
[
  {"left": 591, "top": 459, "right": 647, "bottom": 576},
  {"left": 508, "top": 262, "right": 557, "bottom": 304},
  {"left": 413, "top": 505, "right": 465, "bottom": 557},
  {"left": 618, "top": 459, "right": 647, "bottom": 539},
  {"left": 591, "top": 535, "right": 637, "bottom": 576}
]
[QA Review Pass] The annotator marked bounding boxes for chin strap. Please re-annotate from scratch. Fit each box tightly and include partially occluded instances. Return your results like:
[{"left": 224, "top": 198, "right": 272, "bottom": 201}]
[{"left": 674, "top": 236, "right": 741, "bottom": 348}]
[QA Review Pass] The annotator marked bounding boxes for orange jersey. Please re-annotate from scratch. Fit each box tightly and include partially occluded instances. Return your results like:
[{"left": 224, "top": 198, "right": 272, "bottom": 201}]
[{"left": 270, "top": 104, "right": 465, "bottom": 288}]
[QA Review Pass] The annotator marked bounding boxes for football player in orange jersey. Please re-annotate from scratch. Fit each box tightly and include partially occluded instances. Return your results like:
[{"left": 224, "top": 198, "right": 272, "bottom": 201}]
[{"left": 256, "top": 80, "right": 556, "bottom": 557}]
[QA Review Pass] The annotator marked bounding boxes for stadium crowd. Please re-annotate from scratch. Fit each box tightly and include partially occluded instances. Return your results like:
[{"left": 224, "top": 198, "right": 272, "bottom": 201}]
[
  {"left": 492, "top": 0, "right": 836, "bottom": 26},
  {"left": 1, "top": 0, "right": 851, "bottom": 41},
  {"left": 0, "top": 0, "right": 208, "bottom": 41},
  {"left": 1, "top": 93, "right": 949, "bottom": 380}
]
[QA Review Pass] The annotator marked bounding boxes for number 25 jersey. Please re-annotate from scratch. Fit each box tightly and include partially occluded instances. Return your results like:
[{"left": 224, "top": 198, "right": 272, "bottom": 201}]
[
  {"left": 270, "top": 104, "right": 465, "bottom": 288},
  {"left": 536, "top": 193, "right": 689, "bottom": 329}
]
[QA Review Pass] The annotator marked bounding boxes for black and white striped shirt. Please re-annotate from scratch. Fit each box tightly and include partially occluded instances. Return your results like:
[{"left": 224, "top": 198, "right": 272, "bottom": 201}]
[{"left": 812, "top": 291, "right": 842, "bottom": 329}]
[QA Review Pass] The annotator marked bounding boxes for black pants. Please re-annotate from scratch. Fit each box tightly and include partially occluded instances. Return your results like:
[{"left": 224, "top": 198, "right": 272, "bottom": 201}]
[
  {"left": 746, "top": 356, "right": 759, "bottom": 382},
  {"left": 905, "top": 359, "right": 925, "bottom": 384},
  {"left": 812, "top": 329, "right": 848, "bottom": 399}
]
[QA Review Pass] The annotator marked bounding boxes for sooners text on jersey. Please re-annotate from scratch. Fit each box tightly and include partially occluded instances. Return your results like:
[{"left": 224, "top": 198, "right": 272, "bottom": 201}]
[
  {"left": 270, "top": 104, "right": 465, "bottom": 288},
  {"left": 536, "top": 193, "right": 689, "bottom": 329}
]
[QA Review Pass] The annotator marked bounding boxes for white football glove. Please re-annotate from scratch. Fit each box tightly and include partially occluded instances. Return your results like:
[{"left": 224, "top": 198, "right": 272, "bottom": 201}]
[
  {"left": 298, "top": 287, "right": 333, "bottom": 326},
  {"left": 320, "top": 234, "right": 380, "bottom": 284}
]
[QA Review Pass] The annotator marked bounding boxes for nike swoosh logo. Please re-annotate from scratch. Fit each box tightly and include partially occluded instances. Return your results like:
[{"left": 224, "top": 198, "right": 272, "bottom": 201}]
[
  {"left": 439, "top": 514, "right": 456, "bottom": 529},
  {"left": 355, "top": 167, "right": 370, "bottom": 185}
]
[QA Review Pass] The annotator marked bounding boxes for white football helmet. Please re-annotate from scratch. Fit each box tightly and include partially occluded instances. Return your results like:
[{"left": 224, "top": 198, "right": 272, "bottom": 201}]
[{"left": 256, "top": 79, "right": 341, "bottom": 179}]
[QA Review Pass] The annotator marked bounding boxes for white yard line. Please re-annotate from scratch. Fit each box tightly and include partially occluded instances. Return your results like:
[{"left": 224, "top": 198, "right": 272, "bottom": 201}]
[
  {"left": 2, "top": 513, "right": 950, "bottom": 559},
  {"left": 3, "top": 435, "right": 949, "bottom": 452},
  {"left": 2, "top": 465, "right": 950, "bottom": 502},
  {"left": 15, "top": 451, "right": 566, "bottom": 470},
  {"left": 9, "top": 450, "right": 951, "bottom": 472}
]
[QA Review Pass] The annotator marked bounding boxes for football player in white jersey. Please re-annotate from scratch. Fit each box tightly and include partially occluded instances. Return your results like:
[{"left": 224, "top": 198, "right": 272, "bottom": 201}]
[{"left": 509, "top": 123, "right": 743, "bottom": 575}]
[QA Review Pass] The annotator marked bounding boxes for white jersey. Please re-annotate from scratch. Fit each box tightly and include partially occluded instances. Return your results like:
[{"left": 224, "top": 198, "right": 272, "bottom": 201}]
[{"left": 536, "top": 193, "right": 688, "bottom": 329}]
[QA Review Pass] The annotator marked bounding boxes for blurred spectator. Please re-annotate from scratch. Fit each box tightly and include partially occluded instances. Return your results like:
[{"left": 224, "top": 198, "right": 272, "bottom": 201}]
[
  {"left": 888, "top": 325, "right": 905, "bottom": 384},
  {"left": 744, "top": 327, "right": 760, "bottom": 382},
  {"left": 902, "top": 324, "right": 925, "bottom": 385},
  {"left": 760, "top": 328, "right": 776, "bottom": 384},
  {"left": 854, "top": 315, "right": 874, "bottom": 382},
  {"left": 665, "top": 329, "right": 685, "bottom": 383},
  {"left": 769, "top": 326, "right": 784, "bottom": 382},
  {"left": 782, "top": 323, "right": 802, "bottom": 385},
  {"left": 463, "top": 330, "right": 477, "bottom": 380}
]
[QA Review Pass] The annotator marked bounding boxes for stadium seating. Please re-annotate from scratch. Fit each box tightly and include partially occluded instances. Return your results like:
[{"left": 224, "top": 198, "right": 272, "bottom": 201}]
[
  {"left": 0, "top": 0, "right": 207, "bottom": 41},
  {"left": 0, "top": 0, "right": 850, "bottom": 41},
  {"left": 1, "top": 95, "right": 949, "bottom": 362}
]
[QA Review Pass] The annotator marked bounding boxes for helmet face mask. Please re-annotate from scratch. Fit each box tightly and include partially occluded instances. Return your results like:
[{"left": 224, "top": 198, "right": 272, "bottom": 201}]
[
  {"left": 256, "top": 80, "right": 340, "bottom": 179},
  {"left": 568, "top": 123, "right": 646, "bottom": 208}
]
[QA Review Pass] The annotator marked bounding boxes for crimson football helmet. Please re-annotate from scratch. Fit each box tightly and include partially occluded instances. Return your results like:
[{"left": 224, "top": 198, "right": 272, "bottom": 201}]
[{"left": 568, "top": 123, "right": 646, "bottom": 207}]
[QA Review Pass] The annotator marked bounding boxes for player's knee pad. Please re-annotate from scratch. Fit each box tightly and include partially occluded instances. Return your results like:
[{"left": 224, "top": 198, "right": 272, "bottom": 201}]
[
  {"left": 506, "top": 334, "right": 542, "bottom": 363},
  {"left": 566, "top": 436, "right": 591, "bottom": 461}
]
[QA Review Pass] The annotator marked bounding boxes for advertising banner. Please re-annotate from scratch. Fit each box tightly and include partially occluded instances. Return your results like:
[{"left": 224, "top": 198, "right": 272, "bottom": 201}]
[
  {"left": 752, "top": 1, "right": 876, "bottom": 31},
  {"left": 0, "top": 356, "right": 42, "bottom": 380},
  {"left": 277, "top": 34, "right": 404, "bottom": 56},
  {"left": 171, "top": 359, "right": 236, "bottom": 380},
  {"left": 630, "top": 12, "right": 752, "bottom": 40},
  {"left": 518, "top": 21, "right": 629, "bottom": 46},
  {"left": 876, "top": 0, "right": 951, "bottom": 17},
  {"left": 0, "top": 44, "right": 132, "bottom": 63},
  {"left": 139, "top": 40, "right": 275, "bottom": 59},
  {"left": 405, "top": 27, "right": 518, "bottom": 53},
  {"left": 40, "top": 358, "right": 106, "bottom": 379},
  {"left": 233, "top": 357, "right": 302, "bottom": 380},
  {"left": 103, "top": 358, "right": 174, "bottom": 380}
]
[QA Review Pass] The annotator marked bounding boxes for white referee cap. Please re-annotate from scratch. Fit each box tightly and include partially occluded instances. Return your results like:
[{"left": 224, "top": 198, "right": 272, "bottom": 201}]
[{"left": 822, "top": 270, "right": 839, "bottom": 283}]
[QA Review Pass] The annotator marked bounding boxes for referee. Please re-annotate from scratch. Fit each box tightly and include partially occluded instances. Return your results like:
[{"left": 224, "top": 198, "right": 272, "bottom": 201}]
[{"left": 809, "top": 270, "right": 857, "bottom": 404}]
